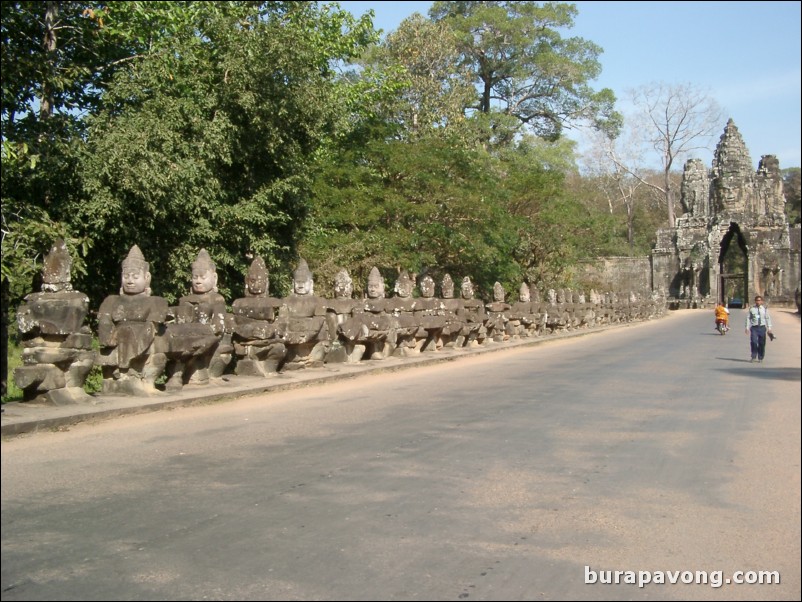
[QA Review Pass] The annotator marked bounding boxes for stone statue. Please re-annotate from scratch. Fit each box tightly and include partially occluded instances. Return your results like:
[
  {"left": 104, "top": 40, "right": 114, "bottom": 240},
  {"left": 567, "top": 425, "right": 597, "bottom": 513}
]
[
  {"left": 164, "top": 249, "right": 232, "bottom": 390},
  {"left": 438, "top": 274, "right": 464, "bottom": 348},
  {"left": 344, "top": 267, "right": 396, "bottom": 360},
  {"left": 97, "top": 245, "right": 169, "bottom": 395},
  {"left": 276, "top": 258, "right": 328, "bottom": 369},
  {"left": 413, "top": 274, "right": 446, "bottom": 352},
  {"left": 231, "top": 256, "right": 287, "bottom": 376},
  {"left": 455, "top": 276, "right": 486, "bottom": 347},
  {"left": 323, "top": 268, "right": 366, "bottom": 363},
  {"left": 509, "top": 282, "right": 535, "bottom": 338},
  {"left": 485, "top": 282, "right": 511, "bottom": 342},
  {"left": 14, "top": 240, "right": 95, "bottom": 404},
  {"left": 388, "top": 270, "right": 418, "bottom": 357}
]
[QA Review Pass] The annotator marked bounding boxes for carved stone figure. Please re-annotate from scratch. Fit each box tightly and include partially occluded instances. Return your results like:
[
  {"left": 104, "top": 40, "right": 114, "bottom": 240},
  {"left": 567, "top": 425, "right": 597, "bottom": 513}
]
[
  {"left": 344, "top": 267, "right": 396, "bottom": 360},
  {"left": 276, "top": 258, "right": 328, "bottom": 369},
  {"left": 231, "top": 256, "right": 287, "bottom": 376},
  {"left": 323, "top": 268, "right": 366, "bottom": 363},
  {"left": 14, "top": 240, "right": 95, "bottom": 404},
  {"left": 413, "top": 274, "right": 446, "bottom": 352},
  {"left": 388, "top": 270, "right": 419, "bottom": 356},
  {"left": 97, "top": 245, "right": 169, "bottom": 395},
  {"left": 509, "top": 282, "right": 535, "bottom": 338},
  {"left": 485, "top": 282, "right": 511, "bottom": 342},
  {"left": 438, "top": 274, "right": 464, "bottom": 348},
  {"left": 164, "top": 249, "right": 232, "bottom": 390},
  {"left": 455, "top": 276, "right": 486, "bottom": 347}
]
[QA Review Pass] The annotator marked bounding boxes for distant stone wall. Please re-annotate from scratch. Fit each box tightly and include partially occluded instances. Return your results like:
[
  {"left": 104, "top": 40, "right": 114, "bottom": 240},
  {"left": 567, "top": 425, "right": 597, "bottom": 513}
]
[{"left": 578, "top": 257, "right": 652, "bottom": 296}]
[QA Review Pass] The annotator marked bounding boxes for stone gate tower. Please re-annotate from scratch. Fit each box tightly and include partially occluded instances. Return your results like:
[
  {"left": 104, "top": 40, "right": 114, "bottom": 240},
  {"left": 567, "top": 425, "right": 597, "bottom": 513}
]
[{"left": 652, "top": 119, "right": 799, "bottom": 308}]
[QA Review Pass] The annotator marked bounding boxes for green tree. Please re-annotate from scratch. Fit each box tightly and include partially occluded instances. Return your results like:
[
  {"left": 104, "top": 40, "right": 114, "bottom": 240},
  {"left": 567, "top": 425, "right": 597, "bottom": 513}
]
[
  {"left": 302, "top": 128, "right": 525, "bottom": 298},
  {"left": 360, "top": 12, "right": 475, "bottom": 139},
  {"left": 72, "top": 1, "right": 378, "bottom": 302},
  {"left": 429, "top": 0, "right": 620, "bottom": 140},
  {"left": 782, "top": 167, "right": 800, "bottom": 224}
]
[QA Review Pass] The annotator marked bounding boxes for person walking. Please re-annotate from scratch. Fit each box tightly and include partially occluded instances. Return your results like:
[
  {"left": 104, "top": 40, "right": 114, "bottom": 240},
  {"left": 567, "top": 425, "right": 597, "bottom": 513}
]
[{"left": 744, "top": 295, "right": 773, "bottom": 362}]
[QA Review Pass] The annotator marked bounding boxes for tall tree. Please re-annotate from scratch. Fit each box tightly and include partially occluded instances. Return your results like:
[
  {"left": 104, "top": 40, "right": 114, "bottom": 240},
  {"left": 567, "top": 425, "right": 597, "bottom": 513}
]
[
  {"left": 626, "top": 82, "right": 723, "bottom": 228},
  {"left": 73, "top": 2, "right": 378, "bottom": 302},
  {"left": 429, "top": 0, "right": 621, "bottom": 140},
  {"left": 782, "top": 167, "right": 800, "bottom": 224},
  {"left": 360, "top": 12, "right": 475, "bottom": 139}
]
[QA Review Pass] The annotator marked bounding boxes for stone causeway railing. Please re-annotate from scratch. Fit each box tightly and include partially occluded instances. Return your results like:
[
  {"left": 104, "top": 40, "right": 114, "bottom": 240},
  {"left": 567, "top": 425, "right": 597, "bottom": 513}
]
[{"left": 13, "top": 242, "right": 667, "bottom": 405}]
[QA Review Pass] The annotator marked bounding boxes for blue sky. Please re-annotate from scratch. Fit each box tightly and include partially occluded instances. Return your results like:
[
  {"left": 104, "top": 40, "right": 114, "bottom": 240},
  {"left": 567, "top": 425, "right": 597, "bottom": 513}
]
[{"left": 337, "top": 1, "right": 802, "bottom": 169}]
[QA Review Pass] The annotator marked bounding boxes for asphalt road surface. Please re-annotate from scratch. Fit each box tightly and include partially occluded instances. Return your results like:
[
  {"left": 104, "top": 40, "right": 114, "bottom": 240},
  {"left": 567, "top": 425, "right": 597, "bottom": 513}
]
[{"left": 2, "top": 309, "right": 800, "bottom": 601}]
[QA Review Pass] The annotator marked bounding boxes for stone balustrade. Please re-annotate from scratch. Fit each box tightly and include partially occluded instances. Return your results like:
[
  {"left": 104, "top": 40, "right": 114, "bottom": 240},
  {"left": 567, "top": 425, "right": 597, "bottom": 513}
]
[{"left": 14, "top": 244, "right": 667, "bottom": 404}]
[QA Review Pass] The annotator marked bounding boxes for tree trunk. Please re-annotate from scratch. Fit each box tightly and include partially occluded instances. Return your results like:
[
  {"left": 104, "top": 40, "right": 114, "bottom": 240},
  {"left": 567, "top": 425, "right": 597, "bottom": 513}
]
[
  {"left": 40, "top": 1, "right": 59, "bottom": 120},
  {"left": 665, "top": 169, "right": 675, "bottom": 229}
]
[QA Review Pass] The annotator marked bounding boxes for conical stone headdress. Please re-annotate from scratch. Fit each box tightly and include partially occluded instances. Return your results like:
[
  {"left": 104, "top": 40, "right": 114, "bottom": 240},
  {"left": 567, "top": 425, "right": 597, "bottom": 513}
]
[
  {"left": 41, "top": 239, "right": 72, "bottom": 292},
  {"left": 192, "top": 248, "right": 216, "bottom": 272},
  {"left": 367, "top": 267, "right": 385, "bottom": 298},
  {"left": 122, "top": 245, "right": 149, "bottom": 273}
]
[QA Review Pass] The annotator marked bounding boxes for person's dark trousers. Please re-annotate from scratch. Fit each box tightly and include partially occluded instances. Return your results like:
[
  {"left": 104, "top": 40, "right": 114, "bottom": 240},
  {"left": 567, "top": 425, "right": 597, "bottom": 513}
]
[{"left": 750, "top": 325, "right": 767, "bottom": 360}]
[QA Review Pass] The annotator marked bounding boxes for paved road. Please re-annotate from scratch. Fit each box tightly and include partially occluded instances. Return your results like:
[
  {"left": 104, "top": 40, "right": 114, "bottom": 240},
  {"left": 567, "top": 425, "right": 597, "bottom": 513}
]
[{"left": 2, "top": 309, "right": 800, "bottom": 601}]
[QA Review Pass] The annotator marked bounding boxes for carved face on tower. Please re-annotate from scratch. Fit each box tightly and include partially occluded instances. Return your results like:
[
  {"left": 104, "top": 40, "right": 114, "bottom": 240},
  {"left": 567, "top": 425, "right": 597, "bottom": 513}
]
[
  {"left": 460, "top": 277, "right": 475, "bottom": 300},
  {"left": 292, "top": 258, "right": 314, "bottom": 296},
  {"left": 245, "top": 256, "right": 269, "bottom": 297},
  {"left": 191, "top": 249, "right": 218, "bottom": 295},
  {"left": 120, "top": 245, "right": 152, "bottom": 296},
  {"left": 334, "top": 269, "right": 353, "bottom": 299},
  {"left": 394, "top": 271, "right": 413, "bottom": 298},
  {"left": 419, "top": 275, "right": 435, "bottom": 299},
  {"left": 367, "top": 267, "right": 385, "bottom": 299}
]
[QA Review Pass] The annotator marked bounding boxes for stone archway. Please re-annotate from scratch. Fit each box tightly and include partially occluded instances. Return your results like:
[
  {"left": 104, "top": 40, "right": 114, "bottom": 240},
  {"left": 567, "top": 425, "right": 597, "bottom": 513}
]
[{"left": 718, "top": 223, "right": 749, "bottom": 304}]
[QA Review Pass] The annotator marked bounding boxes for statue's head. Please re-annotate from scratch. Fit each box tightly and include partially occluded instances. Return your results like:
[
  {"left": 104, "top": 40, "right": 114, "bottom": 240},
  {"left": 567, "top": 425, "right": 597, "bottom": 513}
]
[
  {"left": 292, "top": 258, "right": 314, "bottom": 296},
  {"left": 120, "top": 245, "right": 152, "bottom": 296},
  {"left": 518, "top": 282, "right": 530, "bottom": 303},
  {"left": 41, "top": 239, "right": 73, "bottom": 293},
  {"left": 245, "top": 256, "right": 269, "bottom": 297},
  {"left": 493, "top": 282, "right": 505, "bottom": 302},
  {"left": 394, "top": 270, "right": 413, "bottom": 298},
  {"left": 460, "top": 277, "right": 474, "bottom": 300},
  {"left": 334, "top": 269, "right": 353, "bottom": 299},
  {"left": 367, "top": 267, "right": 385, "bottom": 299},
  {"left": 191, "top": 249, "right": 218, "bottom": 294},
  {"left": 441, "top": 274, "right": 454, "bottom": 299},
  {"left": 419, "top": 275, "right": 435, "bottom": 299}
]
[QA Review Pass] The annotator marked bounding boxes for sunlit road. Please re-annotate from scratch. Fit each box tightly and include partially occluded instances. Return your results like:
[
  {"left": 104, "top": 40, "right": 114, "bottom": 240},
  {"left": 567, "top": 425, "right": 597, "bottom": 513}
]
[{"left": 2, "top": 309, "right": 800, "bottom": 601}]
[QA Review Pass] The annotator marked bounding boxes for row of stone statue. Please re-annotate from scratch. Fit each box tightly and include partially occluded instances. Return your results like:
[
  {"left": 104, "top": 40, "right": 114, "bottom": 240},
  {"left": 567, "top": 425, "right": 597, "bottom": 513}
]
[{"left": 14, "top": 241, "right": 666, "bottom": 405}]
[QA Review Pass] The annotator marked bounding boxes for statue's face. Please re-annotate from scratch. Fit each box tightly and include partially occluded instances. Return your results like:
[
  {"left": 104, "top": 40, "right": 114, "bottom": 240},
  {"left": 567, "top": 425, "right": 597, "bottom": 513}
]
[
  {"left": 294, "top": 277, "right": 312, "bottom": 296},
  {"left": 246, "top": 272, "right": 267, "bottom": 296},
  {"left": 493, "top": 285, "right": 504, "bottom": 302},
  {"left": 334, "top": 276, "right": 353, "bottom": 299},
  {"left": 122, "top": 268, "right": 150, "bottom": 296},
  {"left": 461, "top": 280, "right": 474, "bottom": 299},
  {"left": 395, "top": 278, "right": 412, "bottom": 298},
  {"left": 519, "top": 287, "right": 531, "bottom": 302},
  {"left": 367, "top": 279, "right": 384, "bottom": 299},
  {"left": 420, "top": 277, "right": 435, "bottom": 298},
  {"left": 192, "top": 268, "right": 217, "bottom": 294},
  {"left": 441, "top": 281, "right": 454, "bottom": 299}
]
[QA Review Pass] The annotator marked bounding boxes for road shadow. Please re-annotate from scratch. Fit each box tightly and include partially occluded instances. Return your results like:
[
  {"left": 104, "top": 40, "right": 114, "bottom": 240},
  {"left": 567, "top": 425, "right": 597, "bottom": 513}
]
[{"left": 715, "top": 365, "right": 801, "bottom": 381}]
